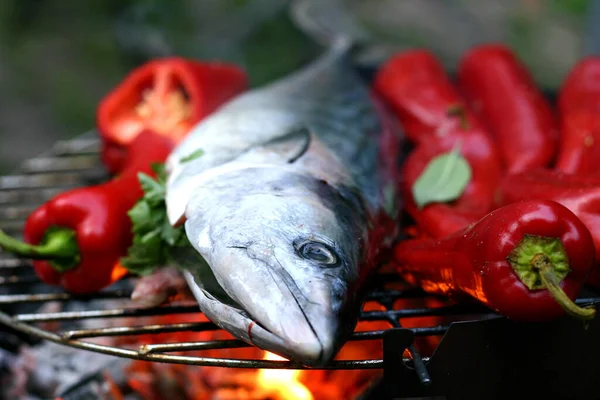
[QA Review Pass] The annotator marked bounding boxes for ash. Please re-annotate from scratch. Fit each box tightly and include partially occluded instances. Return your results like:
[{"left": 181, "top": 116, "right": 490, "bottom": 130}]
[{"left": 2, "top": 341, "right": 133, "bottom": 400}]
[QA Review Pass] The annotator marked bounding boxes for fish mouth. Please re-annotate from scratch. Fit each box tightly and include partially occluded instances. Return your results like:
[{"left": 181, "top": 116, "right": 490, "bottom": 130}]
[{"left": 182, "top": 262, "right": 334, "bottom": 366}]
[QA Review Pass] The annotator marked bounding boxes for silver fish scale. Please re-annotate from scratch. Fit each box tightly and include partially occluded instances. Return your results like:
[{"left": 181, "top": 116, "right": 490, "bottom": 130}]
[
  {"left": 170, "top": 42, "right": 384, "bottom": 215},
  {"left": 252, "top": 45, "right": 382, "bottom": 199}
]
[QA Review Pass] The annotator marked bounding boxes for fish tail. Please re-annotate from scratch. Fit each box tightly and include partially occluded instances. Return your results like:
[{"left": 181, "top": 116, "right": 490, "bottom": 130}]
[{"left": 289, "top": 0, "right": 370, "bottom": 47}]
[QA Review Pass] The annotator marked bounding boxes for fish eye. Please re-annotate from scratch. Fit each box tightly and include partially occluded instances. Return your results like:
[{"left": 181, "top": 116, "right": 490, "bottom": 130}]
[{"left": 297, "top": 241, "right": 338, "bottom": 266}]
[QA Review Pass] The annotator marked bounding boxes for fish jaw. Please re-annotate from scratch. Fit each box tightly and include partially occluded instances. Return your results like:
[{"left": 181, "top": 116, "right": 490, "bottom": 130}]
[
  {"left": 184, "top": 268, "right": 335, "bottom": 365},
  {"left": 189, "top": 241, "right": 344, "bottom": 366}
]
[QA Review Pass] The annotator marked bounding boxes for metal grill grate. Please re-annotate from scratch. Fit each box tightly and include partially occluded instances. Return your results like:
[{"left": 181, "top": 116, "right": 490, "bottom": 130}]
[{"left": 1, "top": 133, "right": 597, "bottom": 386}]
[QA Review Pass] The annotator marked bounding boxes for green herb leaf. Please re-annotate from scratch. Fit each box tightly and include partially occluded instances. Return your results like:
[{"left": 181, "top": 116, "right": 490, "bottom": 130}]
[
  {"left": 127, "top": 201, "right": 153, "bottom": 234},
  {"left": 138, "top": 173, "right": 165, "bottom": 207},
  {"left": 140, "top": 229, "right": 162, "bottom": 246},
  {"left": 412, "top": 148, "right": 472, "bottom": 209},
  {"left": 121, "top": 163, "right": 192, "bottom": 276},
  {"left": 161, "top": 218, "right": 184, "bottom": 247},
  {"left": 180, "top": 149, "right": 205, "bottom": 163},
  {"left": 151, "top": 163, "right": 167, "bottom": 181}
]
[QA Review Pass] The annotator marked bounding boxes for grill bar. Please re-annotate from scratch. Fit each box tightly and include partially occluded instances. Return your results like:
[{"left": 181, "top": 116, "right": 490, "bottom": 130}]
[
  {"left": 0, "top": 205, "right": 38, "bottom": 219},
  {"left": 58, "top": 324, "right": 447, "bottom": 343},
  {"left": 50, "top": 137, "right": 101, "bottom": 156},
  {"left": 365, "top": 288, "right": 425, "bottom": 301},
  {"left": 0, "top": 258, "right": 31, "bottom": 269},
  {"left": 0, "top": 290, "right": 132, "bottom": 304},
  {"left": 62, "top": 321, "right": 220, "bottom": 339},
  {"left": 0, "top": 173, "right": 88, "bottom": 190},
  {"left": 12, "top": 300, "right": 495, "bottom": 323},
  {"left": 0, "top": 188, "right": 65, "bottom": 205},
  {"left": 139, "top": 339, "right": 249, "bottom": 354},
  {"left": 136, "top": 327, "right": 415, "bottom": 355},
  {"left": 14, "top": 304, "right": 203, "bottom": 322},
  {"left": 20, "top": 155, "right": 100, "bottom": 174},
  {"left": 0, "top": 275, "right": 40, "bottom": 285}
]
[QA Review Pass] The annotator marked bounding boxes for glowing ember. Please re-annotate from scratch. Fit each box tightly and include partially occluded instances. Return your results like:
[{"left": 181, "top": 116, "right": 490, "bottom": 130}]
[{"left": 258, "top": 352, "right": 313, "bottom": 400}]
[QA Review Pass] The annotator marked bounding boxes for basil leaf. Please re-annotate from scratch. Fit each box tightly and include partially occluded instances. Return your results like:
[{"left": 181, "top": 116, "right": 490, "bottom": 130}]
[{"left": 412, "top": 149, "right": 472, "bottom": 209}]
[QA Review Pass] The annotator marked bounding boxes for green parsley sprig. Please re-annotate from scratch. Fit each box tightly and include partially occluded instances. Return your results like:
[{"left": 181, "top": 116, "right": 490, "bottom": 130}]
[{"left": 120, "top": 163, "right": 190, "bottom": 275}]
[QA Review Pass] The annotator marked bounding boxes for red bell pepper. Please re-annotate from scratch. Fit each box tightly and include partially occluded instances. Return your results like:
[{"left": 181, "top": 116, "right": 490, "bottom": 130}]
[
  {"left": 495, "top": 169, "right": 600, "bottom": 287},
  {"left": 394, "top": 200, "right": 596, "bottom": 322},
  {"left": 457, "top": 44, "right": 558, "bottom": 173},
  {"left": 558, "top": 56, "right": 600, "bottom": 115},
  {"left": 402, "top": 128, "right": 503, "bottom": 238},
  {"left": 556, "top": 58, "right": 600, "bottom": 175},
  {"left": 0, "top": 131, "right": 174, "bottom": 294},
  {"left": 373, "top": 50, "right": 483, "bottom": 144},
  {"left": 97, "top": 58, "right": 247, "bottom": 174},
  {"left": 555, "top": 110, "right": 600, "bottom": 175}
]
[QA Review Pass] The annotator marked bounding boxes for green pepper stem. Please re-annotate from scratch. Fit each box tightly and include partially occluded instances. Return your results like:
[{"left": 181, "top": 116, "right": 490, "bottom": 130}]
[
  {"left": 532, "top": 253, "right": 596, "bottom": 321},
  {"left": 0, "top": 228, "right": 80, "bottom": 272}
]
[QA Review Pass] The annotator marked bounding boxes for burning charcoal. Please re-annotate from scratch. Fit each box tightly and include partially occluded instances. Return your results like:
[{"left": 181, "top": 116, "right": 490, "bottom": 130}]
[
  {"left": 204, "top": 368, "right": 258, "bottom": 390},
  {"left": 126, "top": 361, "right": 194, "bottom": 400},
  {"left": 58, "top": 373, "right": 113, "bottom": 400},
  {"left": 211, "top": 388, "right": 255, "bottom": 400},
  {"left": 10, "top": 342, "right": 131, "bottom": 398}
]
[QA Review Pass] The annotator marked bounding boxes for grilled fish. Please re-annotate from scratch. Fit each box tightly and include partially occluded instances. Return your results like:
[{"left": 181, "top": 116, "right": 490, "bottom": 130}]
[{"left": 164, "top": 39, "right": 403, "bottom": 366}]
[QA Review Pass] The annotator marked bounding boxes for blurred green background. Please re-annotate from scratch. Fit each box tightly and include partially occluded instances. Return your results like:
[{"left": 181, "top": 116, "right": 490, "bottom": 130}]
[{"left": 0, "top": 0, "right": 594, "bottom": 173}]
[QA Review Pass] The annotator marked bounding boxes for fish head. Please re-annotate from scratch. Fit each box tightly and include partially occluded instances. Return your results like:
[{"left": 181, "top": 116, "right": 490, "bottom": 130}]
[{"left": 183, "top": 166, "right": 369, "bottom": 365}]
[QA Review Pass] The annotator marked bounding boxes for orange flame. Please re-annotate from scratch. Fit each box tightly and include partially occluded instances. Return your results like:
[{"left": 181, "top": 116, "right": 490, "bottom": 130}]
[{"left": 258, "top": 352, "right": 314, "bottom": 400}]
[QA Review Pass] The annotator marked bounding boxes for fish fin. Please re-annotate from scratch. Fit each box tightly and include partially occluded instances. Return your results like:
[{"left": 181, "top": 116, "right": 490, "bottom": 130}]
[
  {"left": 166, "top": 127, "right": 310, "bottom": 226},
  {"left": 289, "top": 0, "right": 395, "bottom": 68},
  {"left": 166, "top": 178, "right": 194, "bottom": 227},
  {"left": 176, "top": 248, "right": 240, "bottom": 307},
  {"left": 290, "top": 0, "right": 369, "bottom": 46},
  {"left": 236, "top": 126, "right": 312, "bottom": 164},
  {"left": 263, "top": 125, "right": 312, "bottom": 163}
]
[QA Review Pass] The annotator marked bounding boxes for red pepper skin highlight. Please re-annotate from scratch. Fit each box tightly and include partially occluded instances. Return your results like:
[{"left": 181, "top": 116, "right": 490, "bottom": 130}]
[
  {"left": 394, "top": 200, "right": 595, "bottom": 322},
  {"left": 22, "top": 131, "right": 174, "bottom": 294},
  {"left": 373, "top": 50, "right": 483, "bottom": 144},
  {"left": 457, "top": 44, "right": 558, "bottom": 173},
  {"left": 97, "top": 58, "right": 247, "bottom": 174}
]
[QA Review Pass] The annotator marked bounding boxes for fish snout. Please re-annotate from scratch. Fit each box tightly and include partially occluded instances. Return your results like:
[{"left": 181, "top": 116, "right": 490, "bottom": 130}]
[{"left": 216, "top": 245, "right": 339, "bottom": 365}]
